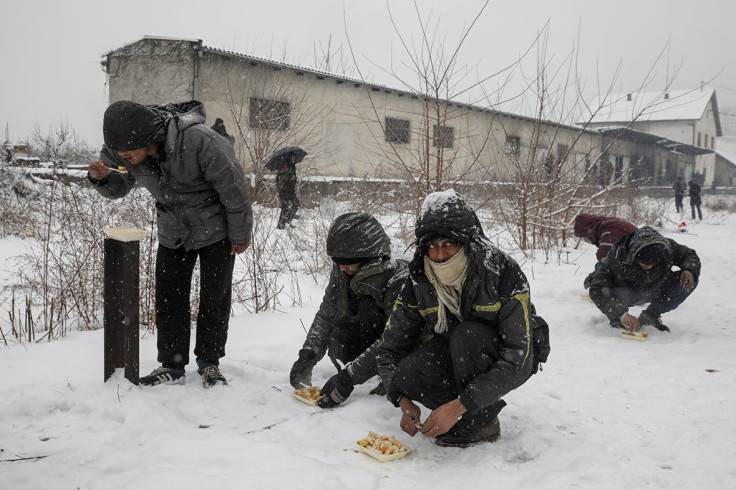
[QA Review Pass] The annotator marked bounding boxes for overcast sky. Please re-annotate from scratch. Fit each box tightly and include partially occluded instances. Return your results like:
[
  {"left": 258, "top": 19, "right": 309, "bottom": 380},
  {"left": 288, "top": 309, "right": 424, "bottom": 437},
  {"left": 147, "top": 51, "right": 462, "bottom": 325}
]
[{"left": 2, "top": 0, "right": 735, "bottom": 148}]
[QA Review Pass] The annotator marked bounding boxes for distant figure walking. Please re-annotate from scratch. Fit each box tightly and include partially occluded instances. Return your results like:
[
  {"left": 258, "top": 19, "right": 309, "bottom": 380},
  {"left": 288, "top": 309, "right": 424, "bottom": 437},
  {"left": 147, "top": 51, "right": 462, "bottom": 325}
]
[
  {"left": 689, "top": 180, "right": 702, "bottom": 220},
  {"left": 211, "top": 118, "right": 234, "bottom": 145},
  {"left": 673, "top": 176, "right": 686, "bottom": 213}
]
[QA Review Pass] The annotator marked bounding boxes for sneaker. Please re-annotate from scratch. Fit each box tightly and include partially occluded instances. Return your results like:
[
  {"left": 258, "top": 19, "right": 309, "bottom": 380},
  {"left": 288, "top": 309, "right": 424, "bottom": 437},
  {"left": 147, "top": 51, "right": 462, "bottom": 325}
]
[
  {"left": 140, "top": 367, "right": 185, "bottom": 386},
  {"left": 199, "top": 364, "right": 227, "bottom": 387},
  {"left": 435, "top": 400, "right": 505, "bottom": 448},
  {"left": 639, "top": 310, "right": 670, "bottom": 332}
]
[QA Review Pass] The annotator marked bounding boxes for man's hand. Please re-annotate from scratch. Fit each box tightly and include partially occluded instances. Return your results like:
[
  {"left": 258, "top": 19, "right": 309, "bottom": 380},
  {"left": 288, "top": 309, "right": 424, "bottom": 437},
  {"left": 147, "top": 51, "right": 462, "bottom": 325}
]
[
  {"left": 88, "top": 160, "right": 112, "bottom": 180},
  {"left": 231, "top": 242, "right": 251, "bottom": 255},
  {"left": 398, "top": 397, "right": 422, "bottom": 437},
  {"left": 680, "top": 270, "right": 695, "bottom": 292},
  {"left": 621, "top": 312, "right": 641, "bottom": 332},
  {"left": 419, "top": 398, "right": 467, "bottom": 438}
]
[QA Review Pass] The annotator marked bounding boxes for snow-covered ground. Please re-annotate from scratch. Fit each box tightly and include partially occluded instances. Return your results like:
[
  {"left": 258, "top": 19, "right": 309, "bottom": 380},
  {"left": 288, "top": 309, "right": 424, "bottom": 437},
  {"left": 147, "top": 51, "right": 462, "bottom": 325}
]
[{"left": 1, "top": 205, "right": 735, "bottom": 489}]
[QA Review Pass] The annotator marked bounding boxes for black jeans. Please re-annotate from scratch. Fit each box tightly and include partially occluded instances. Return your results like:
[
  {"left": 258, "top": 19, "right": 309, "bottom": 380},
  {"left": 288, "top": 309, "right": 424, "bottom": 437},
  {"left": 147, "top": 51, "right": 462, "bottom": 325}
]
[
  {"left": 155, "top": 239, "right": 235, "bottom": 369},
  {"left": 277, "top": 193, "right": 300, "bottom": 228},
  {"left": 392, "top": 321, "right": 500, "bottom": 411},
  {"left": 327, "top": 298, "right": 385, "bottom": 371}
]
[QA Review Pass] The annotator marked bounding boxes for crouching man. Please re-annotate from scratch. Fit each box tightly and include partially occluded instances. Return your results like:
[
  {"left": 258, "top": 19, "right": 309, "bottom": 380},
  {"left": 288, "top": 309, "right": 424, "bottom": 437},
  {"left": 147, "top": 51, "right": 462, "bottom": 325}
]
[
  {"left": 588, "top": 225, "right": 700, "bottom": 332},
  {"left": 289, "top": 212, "right": 408, "bottom": 408},
  {"left": 376, "top": 190, "right": 549, "bottom": 448}
]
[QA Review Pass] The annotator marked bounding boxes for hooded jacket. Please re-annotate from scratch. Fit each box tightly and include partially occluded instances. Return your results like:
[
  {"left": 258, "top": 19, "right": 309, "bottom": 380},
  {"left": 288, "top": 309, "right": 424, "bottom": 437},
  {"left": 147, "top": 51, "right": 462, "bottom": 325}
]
[
  {"left": 302, "top": 212, "right": 408, "bottom": 384},
  {"left": 377, "top": 190, "right": 539, "bottom": 413},
  {"left": 574, "top": 213, "right": 638, "bottom": 261},
  {"left": 588, "top": 225, "right": 701, "bottom": 321},
  {"left": 91, "top": 101, "right": 252, "bottom": 251}
]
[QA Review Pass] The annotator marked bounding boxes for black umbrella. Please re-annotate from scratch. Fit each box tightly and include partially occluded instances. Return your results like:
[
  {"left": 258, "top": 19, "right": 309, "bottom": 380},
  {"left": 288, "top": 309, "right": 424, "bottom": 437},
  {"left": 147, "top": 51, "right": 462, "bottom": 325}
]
[{"left": 266, "top": 146, "right": 307, "bottom": 171}]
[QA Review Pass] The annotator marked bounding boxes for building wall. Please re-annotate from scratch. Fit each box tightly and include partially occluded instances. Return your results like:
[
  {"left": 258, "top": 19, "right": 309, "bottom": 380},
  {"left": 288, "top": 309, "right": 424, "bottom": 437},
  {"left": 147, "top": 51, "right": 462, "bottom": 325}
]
[{"left": 104, "top": 37, "right": 700, "bottom": 187}]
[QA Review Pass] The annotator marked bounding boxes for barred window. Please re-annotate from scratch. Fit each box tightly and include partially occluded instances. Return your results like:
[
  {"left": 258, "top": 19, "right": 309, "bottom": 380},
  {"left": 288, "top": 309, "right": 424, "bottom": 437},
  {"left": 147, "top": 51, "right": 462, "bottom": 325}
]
[
  {"left": 505, "top": 135, "right": 520, "bottom": 155},
  {"left": 557, "top": 144, "right": 569, "bottom": 161},
  {"left": 433, "top": 125, "right": 454, "bottom": 148},
  {"left": 385, "top": 117, "right": 410, "bottom": 144},
  {"left": 249, "top": 97, "right": 290, "bottom": 130}
]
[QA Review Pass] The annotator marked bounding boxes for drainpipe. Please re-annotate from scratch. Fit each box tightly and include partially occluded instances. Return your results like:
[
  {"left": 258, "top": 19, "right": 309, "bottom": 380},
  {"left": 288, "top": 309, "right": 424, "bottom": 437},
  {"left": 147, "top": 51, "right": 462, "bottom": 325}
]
[{"left": 193, "top": 41, "right": 203, "bottom": 100}]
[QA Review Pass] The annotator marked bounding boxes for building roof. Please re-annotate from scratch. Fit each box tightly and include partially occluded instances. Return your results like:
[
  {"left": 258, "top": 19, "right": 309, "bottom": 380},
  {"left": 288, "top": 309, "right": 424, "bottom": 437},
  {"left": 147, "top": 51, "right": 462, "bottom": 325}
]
[
  {"left": 597, "top": 126, "right": 714, "bottom": 156},
  {"left": 579, "top": 88, "right": 722, "bottom": 136}
]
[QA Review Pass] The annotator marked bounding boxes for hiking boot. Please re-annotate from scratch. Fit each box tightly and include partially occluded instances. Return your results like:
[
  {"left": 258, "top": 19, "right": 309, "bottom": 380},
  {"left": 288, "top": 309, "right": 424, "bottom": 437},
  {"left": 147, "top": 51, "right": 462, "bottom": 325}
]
[
  {"left": 140, "top": 367, "right": 185, "bottom": 386},
  {"left": 369, "top": 382, "right": 386, "bottom": 396},
  {"left": 435, "top": 400, "right": 505, "bottom": 448},
  {"left": 639, "top": 310, "right": 670, "bottom": 332},
  {"left": 435, "top": 415, "right": 501, "bottom": 448},
  {"left": 199, "top": 364, "right": 227, "bottom": 387}
]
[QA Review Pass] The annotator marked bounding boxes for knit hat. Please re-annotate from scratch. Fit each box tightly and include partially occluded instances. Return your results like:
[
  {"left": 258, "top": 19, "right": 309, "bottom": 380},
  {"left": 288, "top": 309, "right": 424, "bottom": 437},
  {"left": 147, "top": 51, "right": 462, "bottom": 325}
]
[
  {"left": 103, "top": 101, "right": 168, "bottom": 151},
  {"left": 636, "top": 244, "right": 664, "bottom": 266}
]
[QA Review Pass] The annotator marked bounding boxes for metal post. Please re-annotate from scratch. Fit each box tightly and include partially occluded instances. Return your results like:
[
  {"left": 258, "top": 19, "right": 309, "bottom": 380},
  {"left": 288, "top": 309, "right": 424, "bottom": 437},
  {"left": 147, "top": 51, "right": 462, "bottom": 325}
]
[{"left": 103, "top": 238, "right": 140, "bottom": 385}]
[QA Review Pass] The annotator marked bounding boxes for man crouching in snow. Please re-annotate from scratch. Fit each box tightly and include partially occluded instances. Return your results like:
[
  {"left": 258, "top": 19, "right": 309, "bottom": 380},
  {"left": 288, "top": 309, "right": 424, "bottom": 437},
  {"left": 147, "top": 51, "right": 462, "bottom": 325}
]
[
  {"left": 588, "top": 225, "right": 700, "bottom": 332},
  {"left": 376, "top": 190, "right": 549, "bottom": 447},
  {"left": 289, "top": 212, "right": 408, "bottom": 408},
  {"left": 88, "top": 100, "right": 252, "bottom": 387}
]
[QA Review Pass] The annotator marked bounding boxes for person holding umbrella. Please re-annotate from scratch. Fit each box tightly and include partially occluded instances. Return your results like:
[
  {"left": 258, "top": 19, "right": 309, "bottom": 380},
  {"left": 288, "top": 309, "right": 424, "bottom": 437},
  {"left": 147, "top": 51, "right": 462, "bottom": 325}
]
[{"left": 268, "top": 146, "right": 306, "bottom": 230}]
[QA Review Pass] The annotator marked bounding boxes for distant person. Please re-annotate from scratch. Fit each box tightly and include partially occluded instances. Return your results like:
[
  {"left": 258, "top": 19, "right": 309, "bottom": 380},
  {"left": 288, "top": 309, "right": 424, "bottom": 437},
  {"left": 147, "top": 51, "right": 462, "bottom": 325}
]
[
  {"left": 211, "top": 118, "right": 234, "bottom": 145},
  {"left": 587, "top": 226, "right": 700, "bottom": 333},
  {"left": 88, "top": 100, "right": 252, "bottom": 387},
  {"left": 275, "top": 152, "right": 300, "bottom": 229},
  {"left": 289, "top": 212, "right": 408, "bottom": 408},
  {"left": 689, "top": 179, "right": 703, "bottom": 220},
  {"left": 574, "top": 213, "right": 638, "bottom": 289},
  {"left": 673, "top": 176, "right": 686, "bottom": 213},
  {"left": 376, "top": 190, "right": 550, "bottom": 447}
]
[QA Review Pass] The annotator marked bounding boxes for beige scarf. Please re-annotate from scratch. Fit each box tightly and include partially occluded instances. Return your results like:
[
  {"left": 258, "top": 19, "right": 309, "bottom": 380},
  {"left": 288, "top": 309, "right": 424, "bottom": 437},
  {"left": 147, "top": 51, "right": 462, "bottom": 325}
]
[{"left": 424, "top": 248, "right": 469, "bottom": 334}]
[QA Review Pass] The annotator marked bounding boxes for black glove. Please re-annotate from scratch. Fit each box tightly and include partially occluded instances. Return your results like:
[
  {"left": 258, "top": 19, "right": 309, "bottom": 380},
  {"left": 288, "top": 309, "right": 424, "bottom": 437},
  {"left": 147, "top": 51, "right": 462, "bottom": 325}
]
[
  {"left": 318, "top": 369, "right": 354, "bottom": 408},
  {"left": 290, "top": 349, "right": 317, "bottom": 389}
]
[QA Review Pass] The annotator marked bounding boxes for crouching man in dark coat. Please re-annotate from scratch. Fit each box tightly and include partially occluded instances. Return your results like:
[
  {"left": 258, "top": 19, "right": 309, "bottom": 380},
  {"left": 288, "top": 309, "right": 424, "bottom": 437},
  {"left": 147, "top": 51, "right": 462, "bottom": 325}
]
[
  {"left": 376, "top": 190, "right": 549, "bottom": 447},
  {"left": 88, "top": 100, "right": 252, "bottom": 387},
  {"left": 588, "top": 225, "right": 700, "bottom": 332},
  {"left": 289, "top": 212, "right": 408, "bottom": 408}
]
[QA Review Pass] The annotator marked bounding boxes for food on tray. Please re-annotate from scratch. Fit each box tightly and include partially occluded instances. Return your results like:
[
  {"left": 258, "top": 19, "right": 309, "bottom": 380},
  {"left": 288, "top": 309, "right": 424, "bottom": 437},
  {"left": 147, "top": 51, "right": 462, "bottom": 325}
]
[
  {"left": 620, "top": 331, "right": 649, "bottom": 341},
  {"left": 293, "top": 386, "right": 323, "bottom": 401},
  {"left": 357, "top": 431, "right": 410, "bottom": 455},
  {"left": 117, "top": 166, "right": 128, "bottom": 173},
  {"left": 103, "top": 227, "right": 150, "bottom": 242}
]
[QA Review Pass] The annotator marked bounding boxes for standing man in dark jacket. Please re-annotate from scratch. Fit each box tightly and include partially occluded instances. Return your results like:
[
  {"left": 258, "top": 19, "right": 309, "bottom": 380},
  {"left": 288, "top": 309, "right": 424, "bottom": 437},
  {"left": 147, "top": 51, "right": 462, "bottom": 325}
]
[
  {"left": 689, "top": 180, "right": 703, "bottom": 220},
  {"left": 588, "top": 226, "right": 699, "bottom": 332},
  {"left": 376, "top": 190, "right": 549, "bottom": 448},
  {"left": 88, "top": 100, "right": 253, "bottom": 387},
  {"left": 290, "top": 212, "right": 408, "bottom": 408},
  {"left": 276, "top": 153, "right": 299, "bottom": 229},
  {"left": 673, "top": 176, "right": 687, "bottom": 213},
  {"left": 574, "top": 213, "right": 638, "bottom": 288}
]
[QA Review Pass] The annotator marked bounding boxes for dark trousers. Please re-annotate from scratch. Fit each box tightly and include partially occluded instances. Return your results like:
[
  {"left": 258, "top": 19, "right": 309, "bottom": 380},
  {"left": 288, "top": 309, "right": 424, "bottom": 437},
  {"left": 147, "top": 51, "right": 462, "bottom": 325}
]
[
  {"left": 277, "top": 193, "right": 300, "bottom": 228},
  {"left": 610, "top": 270, "right": 696, "bottom": 316},
  {"left": 327, "top": 298, "right": 385, "bottom": 371},
  {"left": 691, "top": 202, "right": 702, "bottom": 220},
  {"left": 155, "top": 239, "right": 235, "bottom": 369},
  {"left": 392, "top": 321, "right": 500, "bottom": 411},
  {"left": 675, "top": 195, "right": 684, "bottom": 213}
]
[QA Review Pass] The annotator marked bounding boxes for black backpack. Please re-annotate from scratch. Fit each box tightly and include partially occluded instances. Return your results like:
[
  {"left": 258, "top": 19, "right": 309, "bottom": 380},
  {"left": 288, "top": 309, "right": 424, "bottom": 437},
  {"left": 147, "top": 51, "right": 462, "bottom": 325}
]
[{"left": 531, "top": 314, "right": 550, "bottom": 374}]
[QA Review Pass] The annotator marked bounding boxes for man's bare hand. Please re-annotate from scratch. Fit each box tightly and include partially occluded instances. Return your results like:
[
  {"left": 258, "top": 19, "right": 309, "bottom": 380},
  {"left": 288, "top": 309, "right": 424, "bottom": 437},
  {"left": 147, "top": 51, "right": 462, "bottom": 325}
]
[
  {"left": 88, "top": 160, "right": 112, "bottom": 180},
  {"left": 231, "top": 242, "right": 251, "bottom": 255},
  {"left": 398, "top": 397, "right": 422, "bottom": 437},
  {"left": 680, "top": 270, "right": 695, "bottom": 292},
  {"left": 419, "top": 398, "right": 467, "bottom": 438},
  {"left": 621, "top": 312, "right": 641, "bottom": 332}
]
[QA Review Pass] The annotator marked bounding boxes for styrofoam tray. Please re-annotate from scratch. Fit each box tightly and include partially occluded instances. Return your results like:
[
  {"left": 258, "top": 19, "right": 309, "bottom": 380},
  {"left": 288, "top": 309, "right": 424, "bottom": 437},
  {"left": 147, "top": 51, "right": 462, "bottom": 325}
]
[
  {"left": 359, "top": 444, "right": 413, "bottom": 462},
  {"left": 103, "top": 227, "right": 149, "bottom": 242},
  {"left": 621, "top": 331, "right": 648, "bottom": 342},
  {"left": 293, "top": 386, "right": 323, "bottom": 405}
]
